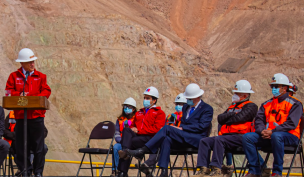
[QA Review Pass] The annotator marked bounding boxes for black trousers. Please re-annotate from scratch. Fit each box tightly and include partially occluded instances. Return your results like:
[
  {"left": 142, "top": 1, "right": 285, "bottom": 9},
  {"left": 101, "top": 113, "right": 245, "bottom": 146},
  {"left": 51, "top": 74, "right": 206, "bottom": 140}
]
[
  {"left": 15, "top": 117, "right": 45, "bottom": 174},
  {"left": 197, "top": 134, "right": 243, "bottom": 168},
  {"left": 118, "top": 128, "right": 151, "bottom": 173}
]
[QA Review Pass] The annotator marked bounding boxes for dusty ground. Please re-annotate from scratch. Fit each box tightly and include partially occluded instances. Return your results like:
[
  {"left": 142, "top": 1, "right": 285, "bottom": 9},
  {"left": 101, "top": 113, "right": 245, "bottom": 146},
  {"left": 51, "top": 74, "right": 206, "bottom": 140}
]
[{"left": 0, "top": 0, "right": 304, "bottom": 176}]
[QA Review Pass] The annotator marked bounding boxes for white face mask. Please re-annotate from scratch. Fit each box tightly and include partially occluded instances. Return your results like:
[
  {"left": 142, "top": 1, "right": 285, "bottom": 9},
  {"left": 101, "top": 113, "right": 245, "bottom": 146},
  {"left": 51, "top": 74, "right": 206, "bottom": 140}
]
[{"left": 232, "top": 94, "right": 241, "bottom": 103}]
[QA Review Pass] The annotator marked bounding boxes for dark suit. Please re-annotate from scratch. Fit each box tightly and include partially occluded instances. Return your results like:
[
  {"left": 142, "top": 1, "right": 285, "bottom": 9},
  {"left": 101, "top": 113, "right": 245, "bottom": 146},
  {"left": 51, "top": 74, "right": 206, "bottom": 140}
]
[{"left": 145, "top": 100, "right": 213, "bottom": 168}]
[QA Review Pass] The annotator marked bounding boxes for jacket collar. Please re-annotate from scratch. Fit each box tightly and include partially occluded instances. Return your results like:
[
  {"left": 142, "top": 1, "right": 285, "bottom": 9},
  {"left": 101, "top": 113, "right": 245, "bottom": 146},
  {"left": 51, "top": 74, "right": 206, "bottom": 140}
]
[
  {"left": 17, "top": 67, "right": 38, "bottom": 77},
  {"left": 275, "top": 92, "right": 289, "bottom": 103},
  {"left": 140, "top": 106, "right": 161, "bottom": 112}
]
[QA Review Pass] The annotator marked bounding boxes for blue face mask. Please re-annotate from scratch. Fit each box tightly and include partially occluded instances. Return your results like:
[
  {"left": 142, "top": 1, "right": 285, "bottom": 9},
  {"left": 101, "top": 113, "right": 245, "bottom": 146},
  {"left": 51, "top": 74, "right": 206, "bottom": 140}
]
[
  {"left": 175, "top": 105, "right": 183, "bottom": 112},
  {"left": 187, "top": 99, "right": 194, "bottom": 106},
  {"left": 143, "top": 100, "right": 151, "bottom": 108},
  {"left": 272, "top": 87, "right": 281, "bottom": 97},
  {"left": 124, "top": 108, "right": 133, "bottom": 114}
]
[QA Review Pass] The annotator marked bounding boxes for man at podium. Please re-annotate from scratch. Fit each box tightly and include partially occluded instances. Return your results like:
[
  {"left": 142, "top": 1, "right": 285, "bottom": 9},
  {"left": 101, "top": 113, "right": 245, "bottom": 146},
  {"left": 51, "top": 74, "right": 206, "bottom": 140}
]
[{"left": 5, "top": 48, "right": 51, "bottom": 177}]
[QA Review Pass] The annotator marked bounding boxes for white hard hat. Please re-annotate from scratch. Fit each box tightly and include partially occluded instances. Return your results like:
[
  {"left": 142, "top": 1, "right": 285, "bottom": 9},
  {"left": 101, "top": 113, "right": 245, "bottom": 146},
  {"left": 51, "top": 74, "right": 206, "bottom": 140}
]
[
  {"left": 183, "top": 83, "right": 204, "bottom": 99},
  {"left": 15, "top": 48, "right": 38, "bottom": 62},
  {"left": 143, "top": 86, "right": 159, "bottom": 98},
  {"left": 123, "top": 97, "right": 136, "bottom": 107},
  {"left": 175, "top": 93, "right": 187, "bottom": 103},
  {"left": 232, "top": 80, "right": 254, "bottom": 93},
  {"left": 270, "top": 73, "right": 290, "bottom": 86}
]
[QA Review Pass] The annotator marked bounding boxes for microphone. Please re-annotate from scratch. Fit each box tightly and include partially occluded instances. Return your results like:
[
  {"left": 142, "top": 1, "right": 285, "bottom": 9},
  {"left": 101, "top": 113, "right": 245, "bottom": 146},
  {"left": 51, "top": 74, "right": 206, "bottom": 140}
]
[{"left": 23, "top": 71, "right": 30, "bottom": 96}]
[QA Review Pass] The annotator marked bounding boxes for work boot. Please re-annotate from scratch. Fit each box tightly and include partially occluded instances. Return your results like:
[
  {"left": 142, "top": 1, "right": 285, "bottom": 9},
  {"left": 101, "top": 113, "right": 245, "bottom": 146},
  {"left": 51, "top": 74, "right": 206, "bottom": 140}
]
[
  {"left": 139, "top": 162, "right": 151, "bottom": 176},
  {"left": 241, "top": 173, "right": 260, "bottom": 177},
  {"left": 209, "top": 167, "right": 222, "bottom": 177},
  {"left": 190, "top": 166, "right": 210, "bottom": 177},
  {"left": 262, "top": 169, "right": 271, "bottom": 177},
  {"left": 110, "top": 170, "right": 118, "bottom": 177},
  {"left": 221, "top": 165, "right": 234, "bottom": 177},
  {"left": 270, "top": 173, "right": 281, "bottom": 177},
  {"left": 118, "top": 150, "right": 130, "bottom": 160},
  {"left": 159, "top": 168, "right": 168, "bottom": 177},
  {"left": 116, "top": 171, "right": 128, "bottom": 177},
  {"left": 125, "top": 146, "right": 150, "bottom": 161}
]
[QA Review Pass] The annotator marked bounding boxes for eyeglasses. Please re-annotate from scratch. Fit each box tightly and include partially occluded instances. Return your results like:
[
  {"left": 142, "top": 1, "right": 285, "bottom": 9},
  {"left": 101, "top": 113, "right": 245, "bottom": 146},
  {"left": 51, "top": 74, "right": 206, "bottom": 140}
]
[
  {"left": 270, "top": 84, "right": 282, "bottom": 89},
  {"left": 123, "top": 105, "right": 133, "bottom": 109}
]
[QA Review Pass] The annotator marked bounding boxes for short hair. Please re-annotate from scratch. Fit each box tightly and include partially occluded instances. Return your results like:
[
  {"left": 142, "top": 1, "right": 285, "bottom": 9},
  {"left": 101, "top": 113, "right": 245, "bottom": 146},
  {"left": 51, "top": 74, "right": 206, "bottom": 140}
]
[{"left": 152, "top": 96, "right": 158, "bottom": 105}]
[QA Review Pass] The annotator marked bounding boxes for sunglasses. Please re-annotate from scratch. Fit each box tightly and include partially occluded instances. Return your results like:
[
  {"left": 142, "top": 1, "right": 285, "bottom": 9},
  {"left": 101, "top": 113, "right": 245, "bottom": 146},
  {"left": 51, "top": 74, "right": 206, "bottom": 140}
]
[{"left": 270, "top": 84, "right": 282, "bottom": 89}]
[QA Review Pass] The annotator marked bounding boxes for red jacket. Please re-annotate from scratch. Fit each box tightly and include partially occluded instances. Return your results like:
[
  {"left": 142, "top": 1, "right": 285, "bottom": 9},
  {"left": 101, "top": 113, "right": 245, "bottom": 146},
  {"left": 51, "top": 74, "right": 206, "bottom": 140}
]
[
  {"left": 5, "top": 68, "right": 51, "bottom": 119},
  {"left": 131, "top": 106, "right": 166, "bottom": 136}
]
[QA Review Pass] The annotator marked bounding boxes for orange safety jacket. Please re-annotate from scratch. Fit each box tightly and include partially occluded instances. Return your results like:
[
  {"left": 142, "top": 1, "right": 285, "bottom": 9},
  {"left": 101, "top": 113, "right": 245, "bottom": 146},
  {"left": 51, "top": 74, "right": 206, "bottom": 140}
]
[
  {"left": 219, "top": 101, "right": 253, "bottom": 135},
  {"left": 264, "top": 96, "right": 301, "bottom": 139},
  {"left": 118, "top": 116, "right": 135, "bottom": 137},
  {"left": 166, "top": 112, "right": 183, "bottom": 127},
  {"left": 4, "top": 111, "right": 16, "bottom": 145}
]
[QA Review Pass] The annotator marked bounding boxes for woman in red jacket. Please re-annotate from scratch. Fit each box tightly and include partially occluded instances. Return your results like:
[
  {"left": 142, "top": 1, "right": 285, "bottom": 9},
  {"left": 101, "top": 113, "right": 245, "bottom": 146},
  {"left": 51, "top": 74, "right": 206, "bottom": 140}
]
[{"left": 116, "top": 86, "right": 166, "bottom": 177}]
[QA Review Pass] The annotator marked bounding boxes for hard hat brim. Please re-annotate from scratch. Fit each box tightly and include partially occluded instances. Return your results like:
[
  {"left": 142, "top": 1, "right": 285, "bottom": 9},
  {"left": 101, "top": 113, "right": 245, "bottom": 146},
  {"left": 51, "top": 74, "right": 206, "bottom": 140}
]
[
  {"left": 175, "top": 100, "right": 187, "bottom": 103},
  {"left": 269, "top": 82, "right": 289, "bottom": 86},
  {"left": 232, "top": 90, "right": 254, "bottom": 93},
  {"left": 183, "top": 90, "right": 204, "bottom": 99},
  {"left": 122, "top": 103, "right": 136, "bottom": 108},
  {"left": 15, "top": 57, "right": 37, "bottom": 62},
  {"left": 143, "top": 93, "right": 159, "bottom": 99}
]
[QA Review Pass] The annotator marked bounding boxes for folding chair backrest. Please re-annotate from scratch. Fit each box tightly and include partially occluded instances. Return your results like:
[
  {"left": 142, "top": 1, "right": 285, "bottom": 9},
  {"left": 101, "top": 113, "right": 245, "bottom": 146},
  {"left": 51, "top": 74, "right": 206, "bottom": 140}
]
[
  {"left": 89, "top": 121, "right": 115, "bottom": 140},
  {"left": 299, "top": 116, "right": 304, "bottom": 140}
]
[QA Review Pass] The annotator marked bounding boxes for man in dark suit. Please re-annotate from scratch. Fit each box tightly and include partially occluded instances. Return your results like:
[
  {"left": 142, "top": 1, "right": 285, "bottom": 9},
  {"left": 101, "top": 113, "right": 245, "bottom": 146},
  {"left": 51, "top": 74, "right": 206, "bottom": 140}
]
[{"left": 122, "top": 83, "right": 213, "bottom": 177}]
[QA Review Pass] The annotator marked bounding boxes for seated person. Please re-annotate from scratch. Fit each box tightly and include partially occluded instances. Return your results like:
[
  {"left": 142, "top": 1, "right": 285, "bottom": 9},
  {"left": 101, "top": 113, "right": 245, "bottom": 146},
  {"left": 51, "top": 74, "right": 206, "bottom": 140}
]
[
  {"left": 111, "top": 97, "right": 137, "bottom": 177},
  {"left": 242, "top": 73, "right": 303, "bottom": 177},
  {"left": 116, "top": 87, "right": 166, "bottom": 177},
  {"left": 192, "top": 80, "right": 257, "bottom": 177},
  {"left": 124, "top": 83, "right": 213, "bottom": 177},
  {"left": 0, "top": 106, "right": 10, "bottom": 169},
  {"left": 139, "top": 93, "right": 187, "bottom": 176}
]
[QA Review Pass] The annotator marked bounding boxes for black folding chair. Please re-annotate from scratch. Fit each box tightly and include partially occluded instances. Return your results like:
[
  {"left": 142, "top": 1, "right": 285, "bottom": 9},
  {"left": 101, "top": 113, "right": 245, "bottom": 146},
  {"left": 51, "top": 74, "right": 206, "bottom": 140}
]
[
  {"left": 76, "top": 121, "right": 115, "bottom": 177},
  {"left": 5, "top": 147, "right": 17, "bottom": 177},
  {"left": 168, "top": 123, "right": 213, "bottom": 177},
  {"left": 225, "top": 147, "right": 249, "bottom": 177},
  {"left": 259, "top": 116, "right": 304, "bottom": 177}
]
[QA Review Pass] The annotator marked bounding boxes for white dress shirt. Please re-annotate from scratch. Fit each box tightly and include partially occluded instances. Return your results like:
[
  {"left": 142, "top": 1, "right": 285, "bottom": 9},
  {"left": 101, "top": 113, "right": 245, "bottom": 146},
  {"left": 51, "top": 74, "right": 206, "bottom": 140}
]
[{"left": 22, "top": 67, "right": 34, "bottom": 76}]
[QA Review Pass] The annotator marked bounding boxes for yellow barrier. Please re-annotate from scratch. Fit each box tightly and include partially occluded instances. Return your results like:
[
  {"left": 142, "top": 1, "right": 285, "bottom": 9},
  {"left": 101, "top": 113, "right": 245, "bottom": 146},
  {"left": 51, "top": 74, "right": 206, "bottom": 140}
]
[
  {"left": 6, "top": 157, "right": 302, "bottom": 176},
  {"left": 44, "top": 159, "right": 304, "bottom": 176}
]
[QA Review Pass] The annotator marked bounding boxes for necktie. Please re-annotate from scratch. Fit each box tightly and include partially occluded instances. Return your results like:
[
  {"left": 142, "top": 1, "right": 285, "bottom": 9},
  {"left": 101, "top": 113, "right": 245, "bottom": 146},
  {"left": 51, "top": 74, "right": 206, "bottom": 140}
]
[{"left": 189, "top": 107, "right": 195, "bottom": 116}]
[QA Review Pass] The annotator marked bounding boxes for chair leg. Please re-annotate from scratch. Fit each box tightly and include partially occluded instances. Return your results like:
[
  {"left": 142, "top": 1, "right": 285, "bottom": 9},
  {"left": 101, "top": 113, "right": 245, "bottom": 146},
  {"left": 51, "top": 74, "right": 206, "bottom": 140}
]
[
  {"left": 137, "top": 159, "right": 142, "bottom": 177},
  {"left": 191, "top": 154, "right": 196, "bottom": 175},
  {"left": 100, "top": 150, "right": 111, "bottom": 177},
  {"left": 179, "top": 154, "right": 187, "bottom": 177},
  {"left": 184, "top": 154, "right": 190, "bottom": 177},
  {"left": 152, "top": 149, "right": 161, "bottom": 176},
  {"left": 299, "top": 151, "right": 304, "bottom": 177},
  {"left": 238, "top": 157, "right": 247, "bottom": 177},
  {"left": 76, "top": 153, "right": 86, "bottom": 177},
  {"left": 10, "top": 153, "right": 14, "bottom": 177},
  {"left": 89, "top": 154, "right": 94, "bottom": 177},
  {"left": 286, "top": 150, "right": 299, "bottom": 177},
  {"left": 169, "top": 155, "right": 179, "bottom": 177},
  {"left": 232, "top": 154, "right": 237, "bottom": 177}
]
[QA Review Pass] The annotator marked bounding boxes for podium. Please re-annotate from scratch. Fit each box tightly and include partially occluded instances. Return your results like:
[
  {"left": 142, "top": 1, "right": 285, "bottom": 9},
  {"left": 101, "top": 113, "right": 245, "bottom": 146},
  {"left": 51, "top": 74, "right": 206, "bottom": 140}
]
[{"left": 2, "top": 96, "right": 49, "bottom": 176}]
